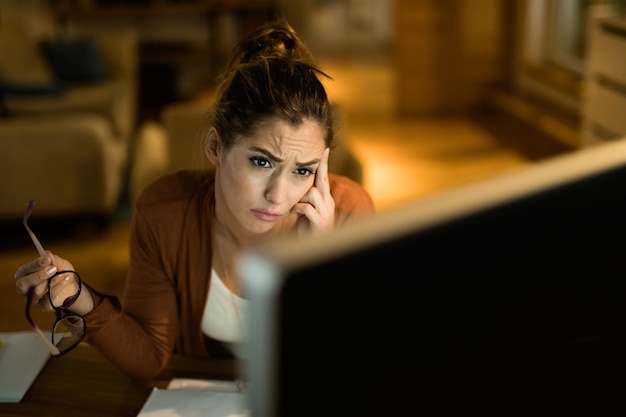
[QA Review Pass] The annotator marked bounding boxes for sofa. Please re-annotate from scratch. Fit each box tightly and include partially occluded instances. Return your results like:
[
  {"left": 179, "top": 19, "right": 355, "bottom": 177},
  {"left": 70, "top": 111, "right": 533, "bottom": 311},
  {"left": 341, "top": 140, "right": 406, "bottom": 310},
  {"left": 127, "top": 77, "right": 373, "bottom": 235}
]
[{"left": 0, "top": 17, "right": 138, "bottom": 222}]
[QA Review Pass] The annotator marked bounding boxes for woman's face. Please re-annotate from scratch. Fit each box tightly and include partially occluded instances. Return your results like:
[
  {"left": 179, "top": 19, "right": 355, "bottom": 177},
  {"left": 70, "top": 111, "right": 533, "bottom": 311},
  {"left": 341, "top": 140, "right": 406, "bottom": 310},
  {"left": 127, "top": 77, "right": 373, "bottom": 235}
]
[{"left": 210, "top": 117, "right": 327, "bottom": 238}]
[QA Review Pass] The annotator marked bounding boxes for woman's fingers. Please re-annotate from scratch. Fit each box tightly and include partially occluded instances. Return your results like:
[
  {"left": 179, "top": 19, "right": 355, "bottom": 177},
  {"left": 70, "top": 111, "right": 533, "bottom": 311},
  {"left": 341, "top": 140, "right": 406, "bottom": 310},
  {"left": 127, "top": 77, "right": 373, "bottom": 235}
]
[
  {"left": 291, "top": 148, "right": 336, "bottom": 235},
  {"left": 296, "top": 187, "right": 331, "bottom": 218},
  {"left": 15, "top": 251, "right": 77, "bottom": 312},
  {"left": 47, "top": 251, "right": 75, "bottom": 272},
  {"left": 14, "top": 256, "right": 56, "bottom": 295},
  {"left": 48, "top": 272, "right": 80, "bottom": 308},
  {"left": 14, "top": 255, "right": 50, "bottom": 279},
  {"left": 314, "top": 148, "right": 331, "bottom": 198}
]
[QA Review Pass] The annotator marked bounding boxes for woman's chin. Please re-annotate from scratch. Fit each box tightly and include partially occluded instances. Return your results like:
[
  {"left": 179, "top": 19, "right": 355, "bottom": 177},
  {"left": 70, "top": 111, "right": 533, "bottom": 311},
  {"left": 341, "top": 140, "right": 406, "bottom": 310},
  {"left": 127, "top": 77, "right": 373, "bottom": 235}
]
[{"left": 249, "top": 214, "right": 296, "bottom": 236}]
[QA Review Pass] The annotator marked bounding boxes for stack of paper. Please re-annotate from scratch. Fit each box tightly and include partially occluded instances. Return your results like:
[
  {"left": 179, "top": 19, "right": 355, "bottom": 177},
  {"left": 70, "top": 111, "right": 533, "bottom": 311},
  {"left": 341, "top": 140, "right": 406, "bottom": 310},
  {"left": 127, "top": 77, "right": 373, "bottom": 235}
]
[
  {"left": 138, "top": 378, "right": 250, "bottom": 417},
  {"left": 0, "top": 331, "right": 51, "bottom": 402}
]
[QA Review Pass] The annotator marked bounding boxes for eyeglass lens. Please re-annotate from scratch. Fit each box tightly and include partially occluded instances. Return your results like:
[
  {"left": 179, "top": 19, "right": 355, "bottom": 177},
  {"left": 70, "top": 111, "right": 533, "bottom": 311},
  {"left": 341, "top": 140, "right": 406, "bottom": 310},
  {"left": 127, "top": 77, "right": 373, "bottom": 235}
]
[
  {"left": 48, "top": 271, "right": 82, "bottom": 310},
  {"left": 52, "top": 315, "right": 85, "bottom": 352}
]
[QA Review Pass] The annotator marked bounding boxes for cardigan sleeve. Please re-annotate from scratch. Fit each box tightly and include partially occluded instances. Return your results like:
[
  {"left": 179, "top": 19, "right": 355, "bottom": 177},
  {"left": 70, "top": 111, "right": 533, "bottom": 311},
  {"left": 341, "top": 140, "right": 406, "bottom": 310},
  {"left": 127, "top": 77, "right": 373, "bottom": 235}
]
[{"left": 83, "top": 202, "right": 180, "bottom": 383}]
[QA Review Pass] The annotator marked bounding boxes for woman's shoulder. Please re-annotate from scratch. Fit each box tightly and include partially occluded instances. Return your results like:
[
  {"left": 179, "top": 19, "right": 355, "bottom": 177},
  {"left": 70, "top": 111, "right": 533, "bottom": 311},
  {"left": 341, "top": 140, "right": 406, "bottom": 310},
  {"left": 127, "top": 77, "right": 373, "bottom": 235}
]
[{"left": 328, "top": 173, "right": 376, "bottom": 215}]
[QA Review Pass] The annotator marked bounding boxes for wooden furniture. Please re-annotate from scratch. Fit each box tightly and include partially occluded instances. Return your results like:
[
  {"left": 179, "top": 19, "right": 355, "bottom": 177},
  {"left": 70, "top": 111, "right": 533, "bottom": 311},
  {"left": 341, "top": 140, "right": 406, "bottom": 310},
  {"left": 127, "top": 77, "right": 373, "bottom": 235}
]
[
  {"left": 582, "top": 15, "right": 626, "bottom": 146},
  {"left": 0, "top": 343, "right": 239, "bottom": 417},
  {"left": 392, "top": 0, "right": 504, "bottom": 115},
  {"left": 54, "top": 0, "right": 278, "bottom": 120},
  {"left": 55, "top": 0, "right": 277, "bottom": 66}
]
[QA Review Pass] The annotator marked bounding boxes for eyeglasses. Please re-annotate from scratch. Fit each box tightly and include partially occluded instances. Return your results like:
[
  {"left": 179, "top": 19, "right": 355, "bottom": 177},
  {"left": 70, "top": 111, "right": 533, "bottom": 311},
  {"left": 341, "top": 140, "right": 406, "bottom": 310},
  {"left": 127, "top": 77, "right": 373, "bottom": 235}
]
[
  {"left": 23, "top": 200, "right": 86, "bottom": 356},
  {"left": 25, "top": 274, "right": 86, "bottom": 356}
]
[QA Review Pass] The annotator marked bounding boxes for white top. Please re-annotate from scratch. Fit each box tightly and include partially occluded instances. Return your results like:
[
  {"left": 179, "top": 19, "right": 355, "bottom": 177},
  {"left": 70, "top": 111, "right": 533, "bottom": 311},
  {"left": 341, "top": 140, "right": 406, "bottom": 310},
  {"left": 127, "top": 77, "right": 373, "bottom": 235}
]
[{"left": 201, "top": 269, "right": 249, "bottom": 358}]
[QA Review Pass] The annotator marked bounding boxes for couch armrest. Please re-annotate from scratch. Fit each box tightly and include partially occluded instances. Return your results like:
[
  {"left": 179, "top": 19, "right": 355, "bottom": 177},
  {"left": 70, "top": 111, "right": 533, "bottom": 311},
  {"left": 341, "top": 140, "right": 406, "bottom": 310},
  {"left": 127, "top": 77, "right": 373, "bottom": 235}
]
[
  {"left": 0, "top": 113, "right": 128, "bottom": 219},
  {"left": 129, "top": 121, "right": 170, "bottom": 205}
]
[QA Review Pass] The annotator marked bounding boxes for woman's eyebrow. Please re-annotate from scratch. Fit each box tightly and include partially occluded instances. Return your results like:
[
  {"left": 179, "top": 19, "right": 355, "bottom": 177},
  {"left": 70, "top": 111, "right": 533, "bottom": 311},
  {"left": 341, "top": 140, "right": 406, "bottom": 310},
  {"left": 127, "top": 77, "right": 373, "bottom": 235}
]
[
  {"left": 250, "top": 146, "right": 320, "bottom": 167},
  {"left": 295, "top": 159, "right": 320, "bottom": 168},
  {"left": 250, "top": 147, "right": 283, "bottom": 163}
]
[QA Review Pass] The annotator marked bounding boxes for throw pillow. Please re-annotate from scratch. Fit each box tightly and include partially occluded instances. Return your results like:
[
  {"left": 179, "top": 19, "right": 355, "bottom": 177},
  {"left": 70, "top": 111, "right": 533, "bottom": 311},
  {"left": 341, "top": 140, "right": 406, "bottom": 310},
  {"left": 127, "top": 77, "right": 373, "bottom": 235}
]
[{"left": 40, "top": 37, "right": 108, "bottom": 83}]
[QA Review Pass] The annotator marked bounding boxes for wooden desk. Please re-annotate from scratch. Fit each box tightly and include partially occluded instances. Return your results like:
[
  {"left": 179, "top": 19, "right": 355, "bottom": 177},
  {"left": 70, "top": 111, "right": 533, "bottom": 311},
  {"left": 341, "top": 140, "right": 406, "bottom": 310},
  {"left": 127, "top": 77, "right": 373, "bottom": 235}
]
[{"left": 0, "top": 343, "right": 239, "bottom": 417}]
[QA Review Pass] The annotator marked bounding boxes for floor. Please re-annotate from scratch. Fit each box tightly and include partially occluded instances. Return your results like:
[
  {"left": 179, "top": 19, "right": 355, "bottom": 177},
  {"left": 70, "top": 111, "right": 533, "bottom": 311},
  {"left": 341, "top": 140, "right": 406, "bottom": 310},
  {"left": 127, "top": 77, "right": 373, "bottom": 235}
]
[{"left": 0, "top": 59, "right": 573, "bottom": 333}]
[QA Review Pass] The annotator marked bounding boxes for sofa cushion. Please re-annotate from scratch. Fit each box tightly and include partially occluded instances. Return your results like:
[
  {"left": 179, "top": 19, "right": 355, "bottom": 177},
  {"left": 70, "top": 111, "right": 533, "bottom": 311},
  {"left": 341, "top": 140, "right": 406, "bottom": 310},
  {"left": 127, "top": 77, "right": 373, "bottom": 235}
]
[
  {"left": 40, "top": 37, "right": 108, "bottom": 83},
  {"left": 3, "top": 79, "right": 120, "bottom": 115}
]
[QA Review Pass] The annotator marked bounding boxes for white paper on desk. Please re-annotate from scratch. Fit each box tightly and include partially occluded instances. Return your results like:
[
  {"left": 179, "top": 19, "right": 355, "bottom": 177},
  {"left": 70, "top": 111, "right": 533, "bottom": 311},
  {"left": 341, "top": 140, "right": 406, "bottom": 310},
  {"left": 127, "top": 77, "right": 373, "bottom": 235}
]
[
  {"left": 138, "top": 378, "right": 250, "bottom": 417},
  {"left": 0, "top": 331, "right": 51, "bottom": 402}
]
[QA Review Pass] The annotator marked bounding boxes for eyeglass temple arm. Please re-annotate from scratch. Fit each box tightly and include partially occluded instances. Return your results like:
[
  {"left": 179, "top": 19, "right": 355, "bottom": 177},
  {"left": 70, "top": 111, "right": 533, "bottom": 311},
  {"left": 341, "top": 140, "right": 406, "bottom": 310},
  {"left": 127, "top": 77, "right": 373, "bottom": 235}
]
[
  {"left": 25, "top": 285, "right": 61, "bottom": 356},
  {"left": 32, "top": 320, "right": 61, "bottom": 356},
  {"left": 24, "top": 200, "right": 46, "bottom": 257}
]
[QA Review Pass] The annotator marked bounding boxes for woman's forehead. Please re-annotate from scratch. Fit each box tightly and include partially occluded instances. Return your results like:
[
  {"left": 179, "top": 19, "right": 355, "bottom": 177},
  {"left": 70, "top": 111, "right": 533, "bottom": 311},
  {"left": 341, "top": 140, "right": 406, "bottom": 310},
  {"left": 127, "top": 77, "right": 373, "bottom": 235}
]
[{"left": 246, "top": 118, "right": 326, "bottom": 152}]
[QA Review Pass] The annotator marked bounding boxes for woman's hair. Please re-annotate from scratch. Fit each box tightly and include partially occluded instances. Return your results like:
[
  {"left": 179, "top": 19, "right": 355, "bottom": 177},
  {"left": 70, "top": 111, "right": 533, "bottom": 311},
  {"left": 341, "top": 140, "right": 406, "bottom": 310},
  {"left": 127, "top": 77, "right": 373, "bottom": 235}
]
[{"left": 210, "top": 20, "right": 334, "bottom": 150}]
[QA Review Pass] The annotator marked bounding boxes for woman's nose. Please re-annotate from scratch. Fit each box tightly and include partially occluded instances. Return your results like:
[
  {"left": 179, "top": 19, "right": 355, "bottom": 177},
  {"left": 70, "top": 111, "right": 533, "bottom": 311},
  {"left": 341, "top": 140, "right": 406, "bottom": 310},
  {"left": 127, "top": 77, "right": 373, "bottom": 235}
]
[{"left": 264, "top": 175, "right": 288, "bottom": 204}]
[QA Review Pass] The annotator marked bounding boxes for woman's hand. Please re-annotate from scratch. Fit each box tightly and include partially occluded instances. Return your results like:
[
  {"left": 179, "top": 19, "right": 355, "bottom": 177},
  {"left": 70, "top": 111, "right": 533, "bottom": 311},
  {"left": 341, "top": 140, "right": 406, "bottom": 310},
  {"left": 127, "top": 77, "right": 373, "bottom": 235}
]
[
  {"left": 15, "top": 251, "right": 93, "bottom": 315},
  {"left": 292, "top": 147, "right": 335, "bottom": 236}
]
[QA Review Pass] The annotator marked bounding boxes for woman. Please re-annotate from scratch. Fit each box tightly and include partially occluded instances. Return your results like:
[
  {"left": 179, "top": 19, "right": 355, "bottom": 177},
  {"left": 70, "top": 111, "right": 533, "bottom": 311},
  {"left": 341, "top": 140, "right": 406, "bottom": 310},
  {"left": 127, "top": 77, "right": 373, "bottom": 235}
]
[{"left": 14, "top": 20, "right": 375, "bottom": 383}]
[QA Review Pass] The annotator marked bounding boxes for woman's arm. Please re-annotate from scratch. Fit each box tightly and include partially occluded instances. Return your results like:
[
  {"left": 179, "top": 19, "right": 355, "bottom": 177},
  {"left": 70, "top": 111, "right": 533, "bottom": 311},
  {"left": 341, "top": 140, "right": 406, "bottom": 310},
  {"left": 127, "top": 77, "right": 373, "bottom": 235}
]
[{"left": 84, "top": 210, "right": 178, "bottom": 383}]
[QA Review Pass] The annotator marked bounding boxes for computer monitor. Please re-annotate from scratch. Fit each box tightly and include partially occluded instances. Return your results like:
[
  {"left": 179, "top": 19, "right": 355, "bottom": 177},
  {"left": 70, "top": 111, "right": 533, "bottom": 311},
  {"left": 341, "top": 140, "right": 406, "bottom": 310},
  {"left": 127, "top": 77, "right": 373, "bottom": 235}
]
[{"left": 239, "top": 138, "right": 626, "bottom": 417}]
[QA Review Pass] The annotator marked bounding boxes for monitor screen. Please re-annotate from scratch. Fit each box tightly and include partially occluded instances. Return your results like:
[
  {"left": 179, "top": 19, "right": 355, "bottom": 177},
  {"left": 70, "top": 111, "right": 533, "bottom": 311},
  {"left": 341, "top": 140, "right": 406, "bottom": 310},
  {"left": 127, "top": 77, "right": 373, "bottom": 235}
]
[{"left": 239, "top": 138, "right": 626, "bottom": 417}]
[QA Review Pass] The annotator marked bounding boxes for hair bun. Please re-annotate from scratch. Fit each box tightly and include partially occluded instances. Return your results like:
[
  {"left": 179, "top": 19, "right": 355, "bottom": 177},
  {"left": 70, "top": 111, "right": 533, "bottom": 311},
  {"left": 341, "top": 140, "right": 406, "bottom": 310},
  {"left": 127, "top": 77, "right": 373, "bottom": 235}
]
[{"left": 231, "top": 20, "right": 312, "bottom": 65}]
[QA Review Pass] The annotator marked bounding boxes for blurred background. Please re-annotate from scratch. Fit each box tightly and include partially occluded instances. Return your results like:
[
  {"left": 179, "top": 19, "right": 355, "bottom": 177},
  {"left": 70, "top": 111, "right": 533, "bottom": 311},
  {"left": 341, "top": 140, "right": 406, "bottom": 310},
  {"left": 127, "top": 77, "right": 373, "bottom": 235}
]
[{"left": 1, "top": 0, "right": 626, "bottom": 331}]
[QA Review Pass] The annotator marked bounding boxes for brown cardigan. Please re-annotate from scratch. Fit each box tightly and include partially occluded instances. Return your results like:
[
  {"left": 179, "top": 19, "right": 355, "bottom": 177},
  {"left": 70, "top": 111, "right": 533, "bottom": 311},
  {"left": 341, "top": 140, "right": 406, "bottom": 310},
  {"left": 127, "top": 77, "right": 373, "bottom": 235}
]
[{"left": 83, "top": 170, "right": 375, "bottom": 382}]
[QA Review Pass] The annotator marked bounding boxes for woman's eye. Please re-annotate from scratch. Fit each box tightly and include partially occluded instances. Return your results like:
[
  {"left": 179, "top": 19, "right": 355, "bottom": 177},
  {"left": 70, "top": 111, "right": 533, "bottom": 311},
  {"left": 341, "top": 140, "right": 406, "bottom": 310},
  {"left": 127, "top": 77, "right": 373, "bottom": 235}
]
[
  {"left": 295, "top": 168, "right": 314, "bottom": 177},
  {"left": 250, "top": 157, "right": 271, "bottom": 168}
]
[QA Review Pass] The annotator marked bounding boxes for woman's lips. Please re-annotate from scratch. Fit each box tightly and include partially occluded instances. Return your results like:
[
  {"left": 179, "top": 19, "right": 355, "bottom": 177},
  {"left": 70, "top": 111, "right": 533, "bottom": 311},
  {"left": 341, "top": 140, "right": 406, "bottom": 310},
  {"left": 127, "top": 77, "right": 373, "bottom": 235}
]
[{"left": 250, "top": 209, "right": 283, "bottom": 222}]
